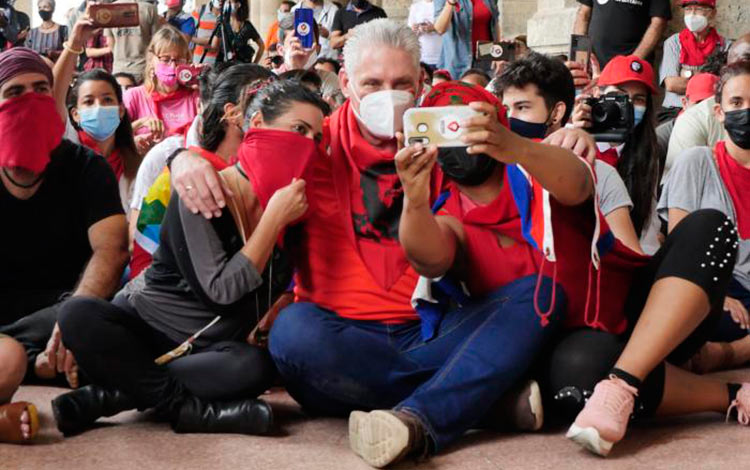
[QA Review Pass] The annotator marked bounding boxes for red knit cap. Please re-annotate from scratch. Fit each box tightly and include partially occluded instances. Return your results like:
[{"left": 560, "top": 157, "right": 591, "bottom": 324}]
[{"left": 421, "top": 81, "right": 509, "bottom": 128}]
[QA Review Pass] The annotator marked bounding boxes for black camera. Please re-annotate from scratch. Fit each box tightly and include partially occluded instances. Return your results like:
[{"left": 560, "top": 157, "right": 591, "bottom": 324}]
[{"left": 584, "top": 94, "right": 634, "bottom": 143}]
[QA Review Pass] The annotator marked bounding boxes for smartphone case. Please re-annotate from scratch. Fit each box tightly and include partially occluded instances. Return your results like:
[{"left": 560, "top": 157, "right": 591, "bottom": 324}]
[
  {"left": 294, "top": 8, "right": 315, "bottom": 49},
  {"left": 90, "top": 3, "right": 140, "bottom": 28},
  {"left": 476, "top": 41, "right": 515, "bottom": 62},
  {"left": 403, "top": 106, "right": 481, "bottom": 148}
]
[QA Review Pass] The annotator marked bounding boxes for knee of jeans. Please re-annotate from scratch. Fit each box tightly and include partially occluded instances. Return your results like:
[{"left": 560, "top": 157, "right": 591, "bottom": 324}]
[
  {"left": 268, "top": 303, "right": 324, "bottom": 368},
  {"left": 58, "top": 297, "right": 106, "bottom": 350}
]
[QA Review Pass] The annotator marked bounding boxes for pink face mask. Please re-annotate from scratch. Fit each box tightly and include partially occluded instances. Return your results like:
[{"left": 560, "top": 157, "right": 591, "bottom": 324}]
[{"left": 155, "top": 62, "right": 178, "bottom": 87}]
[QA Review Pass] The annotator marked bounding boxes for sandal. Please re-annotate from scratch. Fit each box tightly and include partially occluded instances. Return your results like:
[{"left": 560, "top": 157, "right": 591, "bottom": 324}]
[{"left": 0, "top": 402, "right": 40, "bottom": 444}]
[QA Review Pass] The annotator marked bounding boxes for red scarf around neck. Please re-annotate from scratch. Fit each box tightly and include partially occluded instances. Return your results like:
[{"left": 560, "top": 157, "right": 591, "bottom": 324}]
[
  {"left": 329, "top": 100, "right": 425, "bottom": 291},
  {"left": 679, "top": 27, "right": 724, "bottom": 67},
  {"left": 236, "top": 128, "right": 319, "bottom": 210},
  {"left": 188, "top": 145, "right": 231, "bottom": 171},
  {"left": 149, "top": 88, "right": 195, "bottom": 137},
  {"left": 715, "top": 141, "right": 750, "bottom": 239},
  {"left": 78, "top": 130, "right": 124, "bottom": 180}
]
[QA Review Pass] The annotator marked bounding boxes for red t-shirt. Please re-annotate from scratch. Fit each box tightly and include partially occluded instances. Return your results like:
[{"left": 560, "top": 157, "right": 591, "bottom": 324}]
[
  {"left": 292, "top": 152, "right": 421, "bottom": 323},
  {"left": 440, "top": 169, "right": 649, "bottom": 334},
  {"left": 471, "top": 0, "right": 493, "bottom": 55}
]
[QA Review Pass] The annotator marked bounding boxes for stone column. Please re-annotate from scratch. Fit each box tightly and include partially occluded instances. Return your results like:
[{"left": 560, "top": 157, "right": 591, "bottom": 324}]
[
  {"left": 527, "top": 0, "right": 578, "bottom": 55},
  {"left": 14, "top": 0, "right": 32, "bottom": 19},
  {"left": 500, "top": 0, "right": 537, "bottom": 40},
  {"left": 381, "top": 0, "right": 410, "bottom": 22},
  {"left": 253, "top": 0, "right": 282, "bottom": 45},
  {"left": 667, "top": 0, "right": 749, "bottom": 39}
]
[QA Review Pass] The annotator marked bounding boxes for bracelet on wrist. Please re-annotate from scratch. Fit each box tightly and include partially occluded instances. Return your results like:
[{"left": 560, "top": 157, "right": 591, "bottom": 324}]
[
  {"left": 63, "top": 41, "right": 84, "bottom": 55},
  {"left": 166, "top": 147, "right": 187, "bottom": 170}
]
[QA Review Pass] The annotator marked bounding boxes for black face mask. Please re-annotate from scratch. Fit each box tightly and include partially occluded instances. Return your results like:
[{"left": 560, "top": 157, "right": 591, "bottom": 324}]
[
  {"left": 437, "top": 147, "right": 497, "bottom": 186},
  {"left": 509, "top": 117, "right": 549, "bottom": 140},
  {"left": 38, "top": 10, "right": 53, "bottom": 21},
  {"left": 725, "top": 108, "right": 750, "bottom": 150}
]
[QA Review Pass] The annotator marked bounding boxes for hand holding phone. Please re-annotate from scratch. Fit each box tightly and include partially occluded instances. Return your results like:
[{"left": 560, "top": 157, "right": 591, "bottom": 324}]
[
  {"left": 403, "top": 106, "right": 482, "bottom": 148},
  {"left": 89, "top": 3, "right": 140, "bottom": 28},
  {"left": 294, "top": 8, "right": 315, "bottom": 49},
  {"left": 570, "top": 34, "right": 592, "bottom": 78}
]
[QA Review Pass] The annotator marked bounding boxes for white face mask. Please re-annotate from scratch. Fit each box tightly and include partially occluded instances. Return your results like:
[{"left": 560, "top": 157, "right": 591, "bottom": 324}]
[
  {"left": 350, "top": 85, "right": 415, "bottom": 140},
  {"left": 684, "top": 14, "right": 709, "bottom": 33}
]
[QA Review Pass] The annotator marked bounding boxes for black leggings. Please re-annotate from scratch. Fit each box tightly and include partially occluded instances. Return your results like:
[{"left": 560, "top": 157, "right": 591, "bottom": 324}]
[
  {"left": 58, "top": 295, "right": 276, "bottom": 410},
  {"left": 542, "top": 209, "right": 737, "bottom": 421},
  {"left": 0, "top": 288, "right": 68, "bottom": 384}
]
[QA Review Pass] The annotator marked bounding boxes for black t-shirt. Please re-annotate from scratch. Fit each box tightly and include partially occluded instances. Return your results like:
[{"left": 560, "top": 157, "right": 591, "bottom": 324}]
[
  {"left": 220, "top": 20, "right": 261, "bottom": 63},
  {"left": 331, "top": 2, "right": 387, "bottom": 44},
  {"left": 578, "top": 0, "right": 671, "bottom": 67},
  {"left": 0, "top": 140, "right": 124, "bottom": 291}
]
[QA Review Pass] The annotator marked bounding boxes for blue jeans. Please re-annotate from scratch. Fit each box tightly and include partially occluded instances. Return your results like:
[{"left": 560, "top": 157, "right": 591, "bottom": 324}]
[{"left": 269, "top": 275, "right": 564, "bottom": 452}]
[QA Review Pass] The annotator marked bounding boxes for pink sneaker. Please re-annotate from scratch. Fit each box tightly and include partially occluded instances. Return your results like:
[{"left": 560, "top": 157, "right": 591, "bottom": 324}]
[
  {"left": 566, "top": 375, "right": 638, "bottom": 457},
  {"left": 726, "top": 383, "right": 750, "bottom": 425}
]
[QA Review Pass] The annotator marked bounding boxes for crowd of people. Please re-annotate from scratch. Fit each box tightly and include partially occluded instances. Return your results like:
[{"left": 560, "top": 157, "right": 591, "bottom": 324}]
[{"left": 1, "top": 0, "right": 750, "bottom": 467}]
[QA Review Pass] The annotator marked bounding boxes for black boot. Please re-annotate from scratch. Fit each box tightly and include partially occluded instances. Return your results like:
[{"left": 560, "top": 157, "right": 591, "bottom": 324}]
[
  {"left": 171, "top": 396, "right": 274, "bottom": 435},
  {"left": 52, "top": 385, "right": 137, "bottom": 436}
]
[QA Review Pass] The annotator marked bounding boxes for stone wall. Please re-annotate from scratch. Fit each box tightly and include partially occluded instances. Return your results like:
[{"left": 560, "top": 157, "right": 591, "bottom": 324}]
[{"left": 527, "top": 0, "right": 750, "bottom": 57}]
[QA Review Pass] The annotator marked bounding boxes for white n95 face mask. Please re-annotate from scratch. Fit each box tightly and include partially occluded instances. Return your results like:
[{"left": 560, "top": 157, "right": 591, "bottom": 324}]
[
  {"left": 350, "top": 86, "right": 415, "bottom": 140},
  {"left": 684, "top": 14, "right": 709, "bottom": 33}
]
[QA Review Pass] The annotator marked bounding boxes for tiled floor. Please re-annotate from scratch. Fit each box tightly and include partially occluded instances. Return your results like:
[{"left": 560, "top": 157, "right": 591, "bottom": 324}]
[{"left": 4, "top": 373, "right": 750, "bottom": 470}]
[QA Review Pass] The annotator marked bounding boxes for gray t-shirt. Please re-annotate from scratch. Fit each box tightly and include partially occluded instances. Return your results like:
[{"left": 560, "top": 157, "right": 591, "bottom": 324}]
[
  {"left": 659, "top": 34, "right": 730, "bottom": 110},
  {"left": 595, "top": 160, "right": 633, "bottom": 216},
  {"left": 657, "top": 146, "right": 750, "bottom": 291}
]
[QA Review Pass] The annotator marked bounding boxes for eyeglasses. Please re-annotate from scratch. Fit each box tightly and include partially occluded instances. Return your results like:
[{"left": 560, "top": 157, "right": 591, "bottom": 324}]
[
  {"left": 684, "top": 5, "right": 712, "bottom": 14},
  {"left": 157, "top": 56, "right": 188, "bottom": 65}
]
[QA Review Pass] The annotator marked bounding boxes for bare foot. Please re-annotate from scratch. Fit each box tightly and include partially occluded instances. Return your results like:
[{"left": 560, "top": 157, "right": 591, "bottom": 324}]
[
  {"left": 66, "top": 364, "right": 79, "bottom": 389},
  {"left": 35, "top": 352, "right": 56, "bottom": 380},
  {"left": 20, "top": 410, "right": 31, "bottom": 440},
  {"left": 0, "top": 402, "right": 39, "bottom": 443}
]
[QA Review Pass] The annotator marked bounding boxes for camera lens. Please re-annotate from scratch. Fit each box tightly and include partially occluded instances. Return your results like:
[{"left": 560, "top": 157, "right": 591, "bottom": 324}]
[{"left": 592, "top": 101, "right": 621, "bottom": 126}]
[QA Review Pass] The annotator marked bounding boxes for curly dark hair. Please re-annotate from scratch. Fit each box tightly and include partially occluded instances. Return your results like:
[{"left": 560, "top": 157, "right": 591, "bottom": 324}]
[{"left": 495, "top": 52, "right": 576, "bottom": 124}]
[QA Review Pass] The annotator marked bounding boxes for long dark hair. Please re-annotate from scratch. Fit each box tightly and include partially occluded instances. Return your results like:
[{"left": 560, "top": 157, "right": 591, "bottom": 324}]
[
  {"left": 199, "top": 63, "right": 274, "bottom": 152},
  {"left": 246, "top": 79, "right": 331, "bottom": 124},
  {"left": 68, "top": 69, "right": 140, "bottom": 181},
  {"left": 617, "top": 93, "right": 660, "bottom": 236}
]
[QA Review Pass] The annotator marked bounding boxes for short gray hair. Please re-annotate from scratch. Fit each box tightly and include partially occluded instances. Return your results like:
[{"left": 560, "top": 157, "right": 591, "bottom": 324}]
[{"left": 343, "top": 19, "right": 421, "bottom": 79}]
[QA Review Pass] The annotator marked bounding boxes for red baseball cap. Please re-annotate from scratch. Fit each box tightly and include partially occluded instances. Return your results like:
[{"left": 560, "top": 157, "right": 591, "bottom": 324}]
[
  {"left": 166, "top": 0, "right": 181, "bottom": 7},
  {"left": 685, "top": 73, "right": 719, "bottom": 103},
  {"left": 598, "top": 55, "right": 658, "bottom": 95},
  {"left": 681, "top": 0, "right": 716, "bottom": 7}
]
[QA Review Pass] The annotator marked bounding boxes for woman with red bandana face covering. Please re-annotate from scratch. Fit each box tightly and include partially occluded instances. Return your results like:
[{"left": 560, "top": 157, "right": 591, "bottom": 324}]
[
  {"left": 123, "top": 26, "right": 200, "bottom": 155},
  {"left": 52, "top": 80, "right": 329, "bottom": 438},
  {"left": 0, "top": 47, "right": 127, "bottom": 444}
]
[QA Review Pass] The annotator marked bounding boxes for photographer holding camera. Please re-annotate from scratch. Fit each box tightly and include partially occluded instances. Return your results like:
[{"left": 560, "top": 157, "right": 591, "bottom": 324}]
[{"left": 572, "top": 55, "right": 662, "bottom": 254}]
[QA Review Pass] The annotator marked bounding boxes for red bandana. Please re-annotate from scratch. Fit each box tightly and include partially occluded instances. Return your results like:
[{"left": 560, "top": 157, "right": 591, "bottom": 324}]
[
  {"left": 715, "top": 141, "right": 750, "bottom": 239},
  {"left": 188, "top": 146, "right": 232, "bottom": 171},
  {"left": 77, "top": 130, "right": 124, "bottom": 180},
  {"left": 0, "top": 93, "right": 64, "bottom": 174},
  {"left": 149, "top": 88, "right": 195, "bottom": 137},
  {"left": 236, "top": 128, "right": 319, "bottom": 210},
  {"left": 679, "top": 27, "right": 724, "bottom": 67}
]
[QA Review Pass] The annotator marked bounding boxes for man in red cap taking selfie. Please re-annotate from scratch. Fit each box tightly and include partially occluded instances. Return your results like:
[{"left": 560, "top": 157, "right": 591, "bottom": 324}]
[{"left": 659, "top": 0, "right": 727, "bottom": 122}]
